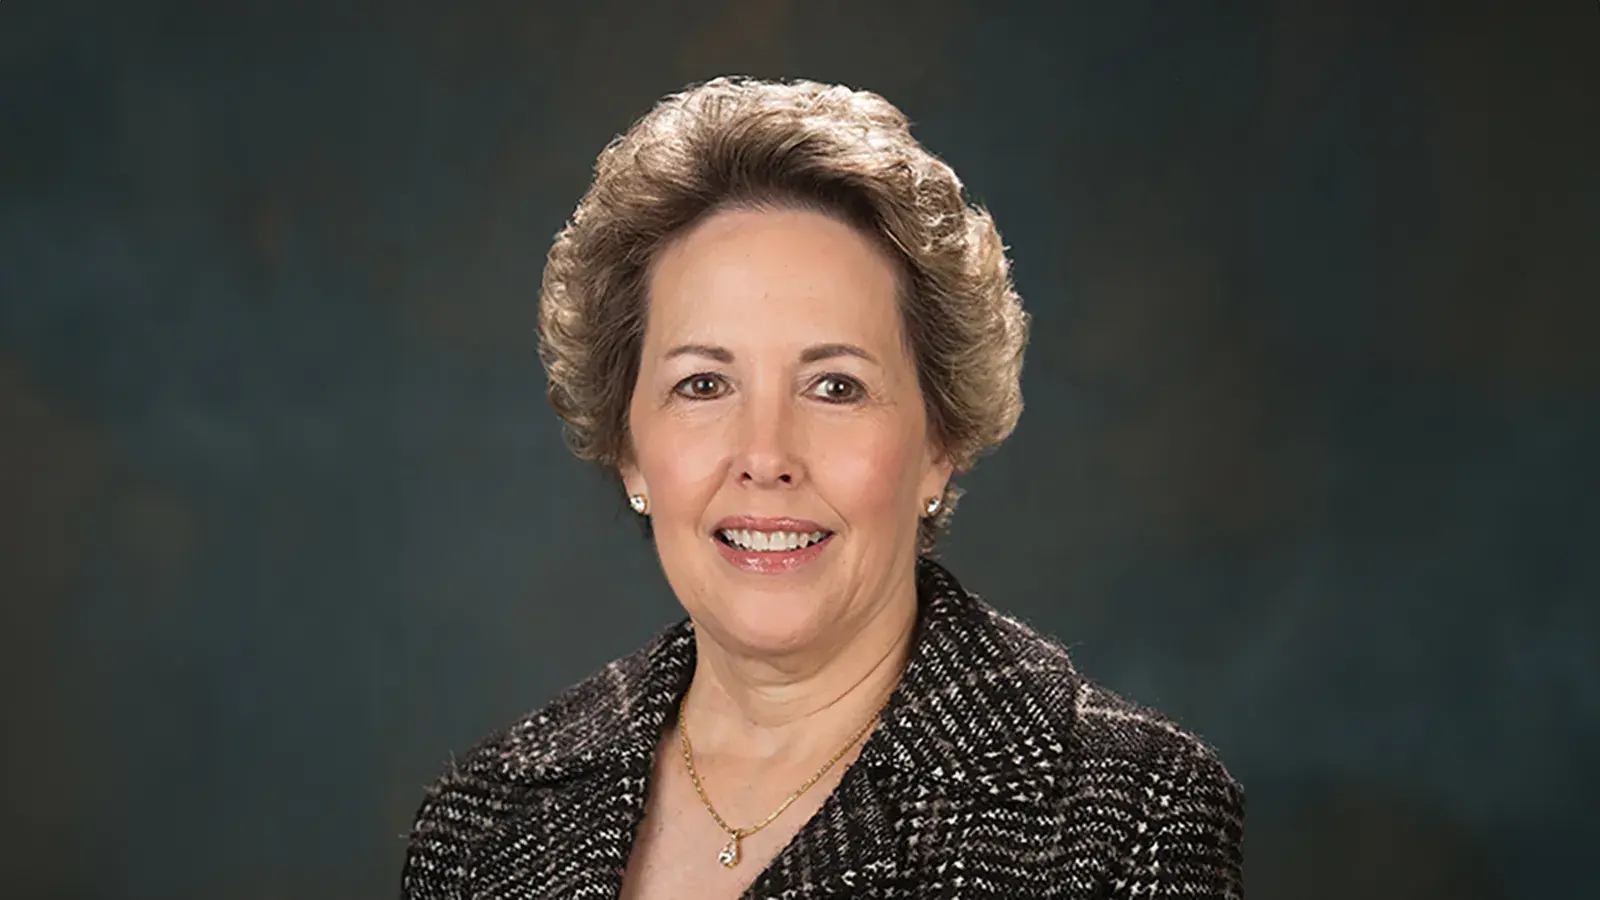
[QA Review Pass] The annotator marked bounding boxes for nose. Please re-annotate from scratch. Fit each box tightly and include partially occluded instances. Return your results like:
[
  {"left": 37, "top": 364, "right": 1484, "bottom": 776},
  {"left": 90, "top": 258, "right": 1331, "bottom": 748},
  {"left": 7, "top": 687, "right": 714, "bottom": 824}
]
[{"left": 735, "top": 395, "right": 802, "bottom": 488}]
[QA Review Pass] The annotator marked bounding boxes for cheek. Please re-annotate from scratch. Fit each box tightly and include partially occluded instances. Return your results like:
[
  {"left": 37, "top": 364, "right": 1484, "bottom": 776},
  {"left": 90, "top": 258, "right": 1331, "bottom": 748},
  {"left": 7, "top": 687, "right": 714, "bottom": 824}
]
[
  {"left": 635, "top": 414, "right": 725, "bottom": 517},
  {"left": 815, "top": 420, "right": 925, "bottom": 520}
]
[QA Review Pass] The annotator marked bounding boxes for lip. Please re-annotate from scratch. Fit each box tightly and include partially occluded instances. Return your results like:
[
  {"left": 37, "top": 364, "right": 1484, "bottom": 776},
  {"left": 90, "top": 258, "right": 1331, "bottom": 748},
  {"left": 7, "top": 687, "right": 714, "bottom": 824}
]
[
  {"left": 712, "top": 515, "right": 830, "bottom": 533},
  {"left": 710, "top": 516, "right": 835, "bottom": 575}
]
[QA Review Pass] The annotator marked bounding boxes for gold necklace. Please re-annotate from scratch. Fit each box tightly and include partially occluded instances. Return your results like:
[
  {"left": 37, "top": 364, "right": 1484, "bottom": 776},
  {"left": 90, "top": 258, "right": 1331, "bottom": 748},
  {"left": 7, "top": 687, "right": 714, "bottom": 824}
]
[{"left": 676, "top": 692, "right": 887, "bottom": 868}]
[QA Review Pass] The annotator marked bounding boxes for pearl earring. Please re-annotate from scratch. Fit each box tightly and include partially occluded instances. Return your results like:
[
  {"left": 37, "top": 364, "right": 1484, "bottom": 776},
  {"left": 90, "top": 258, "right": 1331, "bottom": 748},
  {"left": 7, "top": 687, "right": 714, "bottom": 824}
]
[
  {"left": 924, "top": 496, "right": 942, "bottom": 516},
  {"left": 628, "top": 494, "right": 649, "bottom": 515}
]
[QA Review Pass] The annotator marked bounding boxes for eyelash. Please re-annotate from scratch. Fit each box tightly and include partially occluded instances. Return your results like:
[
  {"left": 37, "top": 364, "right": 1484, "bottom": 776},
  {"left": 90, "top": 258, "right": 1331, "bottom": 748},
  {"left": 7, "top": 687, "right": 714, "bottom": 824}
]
[{"left": 671, "top": 373, "right": 866, "bottom": 404}]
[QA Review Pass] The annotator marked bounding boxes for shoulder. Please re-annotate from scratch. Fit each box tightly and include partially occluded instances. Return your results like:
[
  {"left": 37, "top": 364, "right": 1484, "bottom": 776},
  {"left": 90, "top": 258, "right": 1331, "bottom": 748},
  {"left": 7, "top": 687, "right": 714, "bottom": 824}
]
[
  {"left": 910, "top": 560, "right": 1240, "bottom": 793},
  {"left": 1063, "top": 677, "right": 1246, "bottom": 896},
  {"left": 946, "top": 593, "right": 1245, "bottom": 895},
  {"left": 400, "top": 622, "right": 692, "bottom": 896},
  {"left": 451, "top": 623, "right": 675, "bottom": 781},
  {"left": 907, "top": 566, "right": 1243, "bottom": 807},
  {"left": 981, "top": 596, "right": 1242, "bottom": 795},
  {"left": 1066, "top": 675, "right": 1246, "bottom": 830}
]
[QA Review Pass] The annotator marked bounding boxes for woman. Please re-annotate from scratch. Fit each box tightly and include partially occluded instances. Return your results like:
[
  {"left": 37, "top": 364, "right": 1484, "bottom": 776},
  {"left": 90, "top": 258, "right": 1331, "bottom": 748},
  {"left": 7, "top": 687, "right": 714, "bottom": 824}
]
[{"left": 402, "top": 76, "right": 1244, "bottom": 899}]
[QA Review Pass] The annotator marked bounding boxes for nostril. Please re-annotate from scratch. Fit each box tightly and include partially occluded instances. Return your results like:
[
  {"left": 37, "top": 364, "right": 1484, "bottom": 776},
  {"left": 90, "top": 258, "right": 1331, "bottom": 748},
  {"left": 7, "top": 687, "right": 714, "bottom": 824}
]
[{"left": 738, "top": 469, "right": 795, "bottom": 485}]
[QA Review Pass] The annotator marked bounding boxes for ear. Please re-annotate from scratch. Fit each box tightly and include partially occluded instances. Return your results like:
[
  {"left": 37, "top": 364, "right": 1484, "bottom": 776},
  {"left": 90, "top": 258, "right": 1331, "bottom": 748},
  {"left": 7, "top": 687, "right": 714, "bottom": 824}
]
[
  {"left": 619, "top": 458, "right": 648, "bottom": 500},
  {"left": 917, "top": 443, "right": 956, "bottom": 507}
]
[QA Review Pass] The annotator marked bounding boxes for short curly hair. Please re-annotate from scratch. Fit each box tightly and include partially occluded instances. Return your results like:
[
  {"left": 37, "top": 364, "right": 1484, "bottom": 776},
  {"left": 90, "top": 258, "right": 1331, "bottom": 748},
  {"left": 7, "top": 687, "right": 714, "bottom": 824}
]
[{"left": 538, "top": 77, "right": 1028, "bottom": 552}]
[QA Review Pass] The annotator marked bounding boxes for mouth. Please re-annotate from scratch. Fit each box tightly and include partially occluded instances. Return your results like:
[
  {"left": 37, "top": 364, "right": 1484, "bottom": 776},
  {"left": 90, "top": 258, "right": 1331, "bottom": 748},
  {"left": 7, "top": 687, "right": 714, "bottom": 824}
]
[
  {"left": 710, "top": 517, "right": 835, "bottom": 572},
  {"left": 714, "top": 527, "right": 832, "bottom": 552}
]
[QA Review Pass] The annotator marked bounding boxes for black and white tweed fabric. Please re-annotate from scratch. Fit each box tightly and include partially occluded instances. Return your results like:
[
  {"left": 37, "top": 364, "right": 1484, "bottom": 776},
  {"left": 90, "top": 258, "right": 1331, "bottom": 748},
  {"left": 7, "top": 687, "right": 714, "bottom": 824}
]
[{"left": 402, "top": 558, "right": 1245, "bottom": 898}]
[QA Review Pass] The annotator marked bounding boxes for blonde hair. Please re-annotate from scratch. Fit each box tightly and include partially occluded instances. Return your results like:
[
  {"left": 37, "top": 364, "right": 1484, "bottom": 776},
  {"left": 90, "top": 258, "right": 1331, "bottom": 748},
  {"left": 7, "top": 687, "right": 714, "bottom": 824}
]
[{"left": 538, "top": 77, "right": 1028, "bottom": 550}]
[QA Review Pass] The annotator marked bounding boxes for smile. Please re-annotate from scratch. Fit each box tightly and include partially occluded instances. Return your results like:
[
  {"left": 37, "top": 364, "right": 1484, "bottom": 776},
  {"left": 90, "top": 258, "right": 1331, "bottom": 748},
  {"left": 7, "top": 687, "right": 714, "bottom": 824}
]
[
  {"left": 710, "top": 517, "right": 836, "bottom": 574},
  {"left": 715, "top": 529, "right": 831, "bottom": 552}
]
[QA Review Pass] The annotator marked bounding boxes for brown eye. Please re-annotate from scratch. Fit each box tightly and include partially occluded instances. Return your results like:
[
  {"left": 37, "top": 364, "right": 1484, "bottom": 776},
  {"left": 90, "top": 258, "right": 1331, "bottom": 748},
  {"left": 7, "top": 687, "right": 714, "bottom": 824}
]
[
  {"left": 674, "top": 374, "right": 728, "bottom": 399},
  {"left": 813, "top": 374, "right": 864, "bottom": 403}
]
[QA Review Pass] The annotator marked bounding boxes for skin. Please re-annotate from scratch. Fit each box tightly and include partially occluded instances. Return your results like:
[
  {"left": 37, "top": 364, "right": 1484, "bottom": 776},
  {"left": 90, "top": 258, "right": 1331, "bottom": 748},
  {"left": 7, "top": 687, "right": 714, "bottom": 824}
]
[{"left": 617, "top": 206, "right": 951, "bottom": 898}]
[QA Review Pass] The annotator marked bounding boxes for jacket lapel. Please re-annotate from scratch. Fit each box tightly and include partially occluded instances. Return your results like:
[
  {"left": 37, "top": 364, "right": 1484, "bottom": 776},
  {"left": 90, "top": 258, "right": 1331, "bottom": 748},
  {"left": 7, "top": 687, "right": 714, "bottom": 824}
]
[
  {"left": 465, "top": 627, "right": 695, "bottom": 898},
  {"left": 741, "top": 559, "right": 1082, "bottom": 898},
  {"left": 737, "top": 752, "right": 914, "bottom": 897}
]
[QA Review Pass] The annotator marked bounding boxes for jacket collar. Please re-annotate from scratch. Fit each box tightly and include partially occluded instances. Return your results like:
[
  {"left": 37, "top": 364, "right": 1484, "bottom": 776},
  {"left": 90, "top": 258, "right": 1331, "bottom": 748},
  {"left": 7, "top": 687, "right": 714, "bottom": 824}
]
[
  {"left": 494, "top": 557, "right": 1079, "bottom": 791},
  {"left": 467, "top": 557, "right": 1081, "bottom": 896},
  {"left": 863, "top": 559, "right": 1080, "bottom": 796}
]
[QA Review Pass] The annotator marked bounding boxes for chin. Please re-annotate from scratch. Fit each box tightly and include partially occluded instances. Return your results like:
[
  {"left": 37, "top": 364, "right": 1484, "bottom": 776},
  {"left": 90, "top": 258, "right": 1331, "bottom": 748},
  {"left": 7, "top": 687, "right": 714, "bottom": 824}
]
[
  {"left": 729, "top": 609, "right": 834, "bottom": 658},
  {"left": 702, "top": 579, "right": 838, "bottom": 655}
]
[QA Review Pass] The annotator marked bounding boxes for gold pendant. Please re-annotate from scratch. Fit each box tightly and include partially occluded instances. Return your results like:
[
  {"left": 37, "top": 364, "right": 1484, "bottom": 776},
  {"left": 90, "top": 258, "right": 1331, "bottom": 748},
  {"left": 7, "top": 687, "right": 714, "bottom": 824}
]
[{"left": 717, "top": 835, "right": 741, "bottom": 867}]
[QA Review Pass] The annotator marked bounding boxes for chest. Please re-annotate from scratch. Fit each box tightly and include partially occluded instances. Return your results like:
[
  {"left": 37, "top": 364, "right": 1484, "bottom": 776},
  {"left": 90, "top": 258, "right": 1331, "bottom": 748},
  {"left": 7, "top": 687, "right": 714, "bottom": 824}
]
[
  {"left": 465, "top": 750, "right": 1108, "bottom": 899},
  {"left": 617, "top": 735, "right": 852, "bottom": 900}
]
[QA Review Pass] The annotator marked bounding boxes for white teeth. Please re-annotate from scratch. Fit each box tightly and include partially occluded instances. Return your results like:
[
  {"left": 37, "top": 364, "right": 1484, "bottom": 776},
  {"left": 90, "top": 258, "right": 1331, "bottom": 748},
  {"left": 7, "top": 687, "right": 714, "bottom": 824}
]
[{"left": 718, "top": 529, "right": 829, "bottom": 552}]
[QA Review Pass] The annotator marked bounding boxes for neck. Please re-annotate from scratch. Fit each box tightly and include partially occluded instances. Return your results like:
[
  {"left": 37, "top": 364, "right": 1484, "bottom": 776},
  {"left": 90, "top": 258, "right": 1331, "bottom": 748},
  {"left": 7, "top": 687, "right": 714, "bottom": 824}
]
[{"left": 682, "top": 570, "right": 920, "bottom": 764}]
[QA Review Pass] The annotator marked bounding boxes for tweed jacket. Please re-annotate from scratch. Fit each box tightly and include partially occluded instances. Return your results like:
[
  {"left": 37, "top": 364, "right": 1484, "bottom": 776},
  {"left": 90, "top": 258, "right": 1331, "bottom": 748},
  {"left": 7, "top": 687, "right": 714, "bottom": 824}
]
[{"left": 402, "top": 559, "right": 1245, "bottom": 898}]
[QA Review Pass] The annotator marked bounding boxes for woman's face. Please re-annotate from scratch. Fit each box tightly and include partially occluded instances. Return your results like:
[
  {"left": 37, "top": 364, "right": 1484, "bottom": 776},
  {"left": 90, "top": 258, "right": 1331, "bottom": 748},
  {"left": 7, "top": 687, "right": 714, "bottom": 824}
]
[{"left": 623, "top": 207, "right": 950, "bottom": 659}]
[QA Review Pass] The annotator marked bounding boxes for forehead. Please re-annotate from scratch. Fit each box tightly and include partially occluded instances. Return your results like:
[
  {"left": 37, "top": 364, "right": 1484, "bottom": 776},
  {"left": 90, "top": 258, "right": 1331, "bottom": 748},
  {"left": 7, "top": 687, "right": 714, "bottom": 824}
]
[{"left": 644, "top": 207, "right": 905, "bottom": 352}]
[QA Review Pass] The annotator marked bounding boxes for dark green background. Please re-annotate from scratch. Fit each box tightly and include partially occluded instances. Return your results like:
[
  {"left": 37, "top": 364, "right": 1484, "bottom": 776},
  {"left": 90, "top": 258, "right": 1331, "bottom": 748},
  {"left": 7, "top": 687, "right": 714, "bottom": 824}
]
[{"left": 3, "top": 2, "right": 1595, "bottom": 897}]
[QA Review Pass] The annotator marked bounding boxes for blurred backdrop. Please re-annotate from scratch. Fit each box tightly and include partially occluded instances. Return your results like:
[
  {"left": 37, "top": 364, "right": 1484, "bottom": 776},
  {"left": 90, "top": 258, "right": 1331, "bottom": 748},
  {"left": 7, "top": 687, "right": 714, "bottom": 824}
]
[{"left": 3, "top": 2, "right": 1596, "bottom": 898}]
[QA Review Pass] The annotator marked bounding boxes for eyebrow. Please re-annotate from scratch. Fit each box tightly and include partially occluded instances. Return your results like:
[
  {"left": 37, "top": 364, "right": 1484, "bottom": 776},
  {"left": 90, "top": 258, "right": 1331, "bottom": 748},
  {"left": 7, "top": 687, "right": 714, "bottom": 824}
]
[
  {"left": 663, "top": 343, "right": 734, "bottom": 363},
  {"left": 799, "top": 343, "right": 880, "bottom": 366},
  {"left": 661, "top": 342, "right": 880, "bottom": 367}
]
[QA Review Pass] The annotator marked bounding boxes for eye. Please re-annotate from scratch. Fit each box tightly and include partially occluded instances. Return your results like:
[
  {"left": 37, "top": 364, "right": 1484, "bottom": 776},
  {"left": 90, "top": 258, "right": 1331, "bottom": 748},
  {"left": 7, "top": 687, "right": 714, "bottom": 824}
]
[
  {"left": 811, "top": 374, "right": 865, "bottom": 403},
  {"left": 673, "top": 373, "right": 729, "bottom": 400}
]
